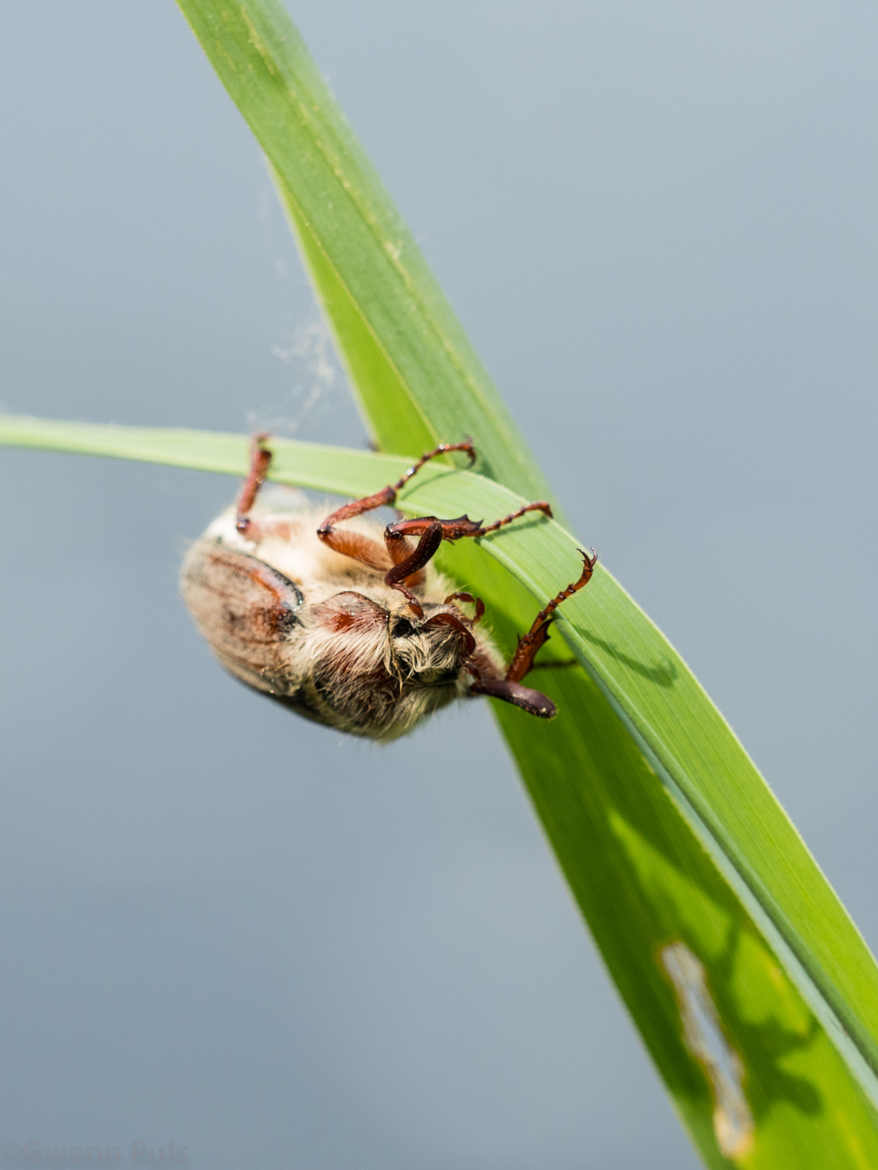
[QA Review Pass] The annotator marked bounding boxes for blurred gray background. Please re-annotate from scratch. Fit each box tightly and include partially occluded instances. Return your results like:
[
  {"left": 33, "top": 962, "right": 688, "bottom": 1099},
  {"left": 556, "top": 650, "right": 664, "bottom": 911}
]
[{"left": 2, "top": 2, "right": 877, "bottom": 1167}]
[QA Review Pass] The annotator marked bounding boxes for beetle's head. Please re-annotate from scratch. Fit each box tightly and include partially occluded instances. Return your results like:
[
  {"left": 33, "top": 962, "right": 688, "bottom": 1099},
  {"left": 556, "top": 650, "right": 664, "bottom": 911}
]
[
  {"left": 305, "top": 591, "right": 472, "bottom": 739},
  {"left": 387, "top": 604, "right": 476, "bottom": 689}
]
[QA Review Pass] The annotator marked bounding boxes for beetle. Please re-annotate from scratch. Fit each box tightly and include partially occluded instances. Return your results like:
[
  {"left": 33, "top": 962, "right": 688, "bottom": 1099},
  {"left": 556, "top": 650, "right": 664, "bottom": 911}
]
[{"left": 181, "top": 436, "right": 595, "bottom": 740}]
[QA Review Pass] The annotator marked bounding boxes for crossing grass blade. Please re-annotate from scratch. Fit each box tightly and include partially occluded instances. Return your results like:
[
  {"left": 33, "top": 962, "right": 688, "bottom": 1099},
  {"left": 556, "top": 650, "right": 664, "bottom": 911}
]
[{"left": 8, "top": 1, "right": 878, "bottom": 1164}]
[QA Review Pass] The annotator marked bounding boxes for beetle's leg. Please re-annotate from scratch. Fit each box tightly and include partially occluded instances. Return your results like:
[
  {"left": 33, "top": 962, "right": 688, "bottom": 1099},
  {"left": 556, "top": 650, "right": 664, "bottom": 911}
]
[
  {"left": 384, "top": 498, "right": 553, "bottom": 548},
  {"left": 464, "top": 550, "right": 596, "bottom": 719},
  {"left": 235, "top": 433, "right": 272, "bottom": 536},
  {"left": 505, "top": 549, "right": 597, "bottom": 682},
  {"left": 234, "top": 434, "right": 307, "bottom": 545},
  {"left": 317, "top": 439, "right": 554, "bottom": 614},
  {"left": 383, "top": 522, "right": 444, "bottom": 616},
  {"left": 380, "top": 499, "right": 553, "bottom": 596},
  {"left": 316, "top": 441, "right": 476, "bottom": 576},
  {"left": 444, "top": 592, "right": 486, "bottom": 624}
]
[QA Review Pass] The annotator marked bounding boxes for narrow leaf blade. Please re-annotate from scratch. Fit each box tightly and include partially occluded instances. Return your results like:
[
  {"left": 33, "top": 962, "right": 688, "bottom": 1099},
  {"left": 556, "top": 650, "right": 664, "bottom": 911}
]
[{"left": 109, "top": 1, "right": 878, "bottom": 1161}]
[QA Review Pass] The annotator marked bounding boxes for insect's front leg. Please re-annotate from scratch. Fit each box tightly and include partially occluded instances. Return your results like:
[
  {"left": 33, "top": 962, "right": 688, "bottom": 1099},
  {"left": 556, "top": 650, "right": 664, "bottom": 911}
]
[
  {"left": 467, "top": 549, "right": 597, "bottom": 718},
  {"left": 505, "top": 549, "right": 597, "bottom": 683}
]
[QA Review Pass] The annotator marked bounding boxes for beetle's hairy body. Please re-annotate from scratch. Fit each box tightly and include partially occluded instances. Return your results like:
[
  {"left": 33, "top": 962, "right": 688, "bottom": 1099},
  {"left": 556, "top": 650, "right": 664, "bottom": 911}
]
[
  {"left": 181, "top": 502, "right": 505, "bottom": 741},
  {"left": 181, "top": 437, "right": 596, "bottom": 739}
]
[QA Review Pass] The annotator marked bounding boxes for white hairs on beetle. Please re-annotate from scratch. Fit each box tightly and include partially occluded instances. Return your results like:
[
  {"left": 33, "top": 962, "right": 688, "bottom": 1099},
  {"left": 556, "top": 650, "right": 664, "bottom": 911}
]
[{"left": 181, "top": 437, "right": 596, "bottom": 740}]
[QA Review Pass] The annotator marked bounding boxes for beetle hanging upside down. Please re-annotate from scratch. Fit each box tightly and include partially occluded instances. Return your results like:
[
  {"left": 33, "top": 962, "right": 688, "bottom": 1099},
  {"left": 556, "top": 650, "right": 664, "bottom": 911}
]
[{"left": 181, "top": 437, "right": 596, "bottom": 740}]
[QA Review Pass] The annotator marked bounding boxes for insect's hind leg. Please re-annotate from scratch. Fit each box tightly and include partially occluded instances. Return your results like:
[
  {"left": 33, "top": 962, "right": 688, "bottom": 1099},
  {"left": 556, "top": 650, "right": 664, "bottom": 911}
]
[
  {"left": 316, "top": 440, "right": 477, "bottom": 577},
  {"left": 232, "top": 434, "right": 310, "bottom": 547},
  {"left": 316, "top": 439, "right": 556, "bottom": 616}
]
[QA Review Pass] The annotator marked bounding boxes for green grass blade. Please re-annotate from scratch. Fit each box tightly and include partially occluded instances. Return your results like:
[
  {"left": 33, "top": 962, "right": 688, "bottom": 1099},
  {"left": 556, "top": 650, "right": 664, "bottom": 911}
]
[
  {"left": 5, "top": 409, "right": 878, "bottom": 1164},
  {"left": 24, "top": 1, "right": 873, "bottom": 1163},
  {"left": 174, "top": 1, "right": 549, "bottom": 499}
]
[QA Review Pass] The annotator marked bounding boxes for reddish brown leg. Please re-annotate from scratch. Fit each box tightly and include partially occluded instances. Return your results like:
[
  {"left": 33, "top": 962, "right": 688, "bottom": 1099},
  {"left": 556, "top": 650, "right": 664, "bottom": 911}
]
[
  {"left": 316, "top": 441, "right": 477, "bottom": 594},
  {"left": 506, "top": 549, "right": 597, "bottom": 682},
  {"left": 317, "top": 439, "right": 557, "bottom": 617},
  {"left": 236, "top": 433, "right": 272, "bottom": 535},
  {"left": 444, "top": 592, "right": 485, "bottom": 624},
  {"left": 467, "top": 549, "right": 597, "bottom": 719},
  {"left": 318, "top": 440, "right": 476, "bottom": 536},
  {"left": 379, "top": 500, "right": 553, "bottom": 606},
  {"left": 382, "top": 499, "right": 553, "bottom": 548},
  {"left": 383, "top": 523, "right": 443, "bottom": 615},
  {"left": 471, "top": 499, "right": 554, "bottom": 537}
]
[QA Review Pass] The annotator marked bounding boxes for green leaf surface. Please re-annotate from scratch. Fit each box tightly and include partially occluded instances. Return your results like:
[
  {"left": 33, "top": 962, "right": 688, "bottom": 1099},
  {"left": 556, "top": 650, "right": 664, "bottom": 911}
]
[
  {"left": 173, "top": 0, "right": 551, "bottom": 499},
  {"left": 13, "top": 0, "right": 877, "bottom": 1164},
  {"left": 6, "top": 415, "right": 878, "bottom": 1167}
]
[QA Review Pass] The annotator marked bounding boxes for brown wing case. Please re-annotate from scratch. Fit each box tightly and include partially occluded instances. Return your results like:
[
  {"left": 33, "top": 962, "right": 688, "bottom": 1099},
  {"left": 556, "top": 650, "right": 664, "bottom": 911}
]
[{"left": 181, "top": 541, "right": 304, "bottom": 698}]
